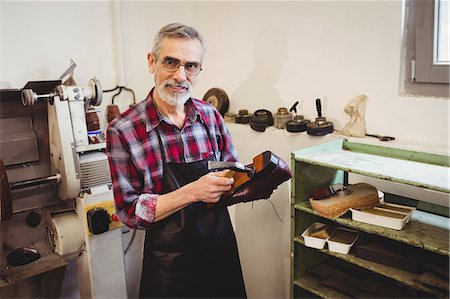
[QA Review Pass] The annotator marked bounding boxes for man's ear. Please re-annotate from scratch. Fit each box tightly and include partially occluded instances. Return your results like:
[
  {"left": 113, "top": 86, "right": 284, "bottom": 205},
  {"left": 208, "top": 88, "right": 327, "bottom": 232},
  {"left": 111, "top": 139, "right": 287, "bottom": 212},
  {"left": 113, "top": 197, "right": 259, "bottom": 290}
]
[{"left": 148, "top": 52, "right": 156, "bottom": 74}]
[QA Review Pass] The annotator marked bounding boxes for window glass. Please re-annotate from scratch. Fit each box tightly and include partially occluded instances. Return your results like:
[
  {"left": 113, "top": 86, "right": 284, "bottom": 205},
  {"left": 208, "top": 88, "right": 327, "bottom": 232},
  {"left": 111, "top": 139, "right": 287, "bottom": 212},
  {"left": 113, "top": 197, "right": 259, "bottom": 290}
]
[
  {"left": 435, "top": 0, "right": 449, "bottom": 64},
  {"left": 400, "top": 0, "right": 449, "bottom": 97}
]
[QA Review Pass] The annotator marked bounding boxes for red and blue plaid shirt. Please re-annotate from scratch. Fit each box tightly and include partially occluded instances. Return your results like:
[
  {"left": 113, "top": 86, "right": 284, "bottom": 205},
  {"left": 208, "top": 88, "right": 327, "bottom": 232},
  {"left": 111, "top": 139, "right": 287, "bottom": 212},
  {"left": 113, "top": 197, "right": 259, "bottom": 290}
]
[{"left": 106, "top": 90, "right": 238, "bottom": 229}]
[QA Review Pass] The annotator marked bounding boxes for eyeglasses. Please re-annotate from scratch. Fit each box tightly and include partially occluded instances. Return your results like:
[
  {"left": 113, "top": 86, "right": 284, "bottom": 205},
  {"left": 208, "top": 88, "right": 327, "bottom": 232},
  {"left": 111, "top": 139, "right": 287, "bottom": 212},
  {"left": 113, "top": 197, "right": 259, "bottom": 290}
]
[{"left": 158, "top": 56, "right": 202, "bottom": 76}]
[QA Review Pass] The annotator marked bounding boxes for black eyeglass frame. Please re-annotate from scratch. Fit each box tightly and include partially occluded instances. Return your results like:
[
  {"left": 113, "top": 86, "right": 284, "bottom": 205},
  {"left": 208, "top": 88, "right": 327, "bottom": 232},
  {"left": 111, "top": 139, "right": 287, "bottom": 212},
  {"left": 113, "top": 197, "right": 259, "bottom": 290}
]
[{"left": 155, "top": 54, "right": 203, "bottom": 76}]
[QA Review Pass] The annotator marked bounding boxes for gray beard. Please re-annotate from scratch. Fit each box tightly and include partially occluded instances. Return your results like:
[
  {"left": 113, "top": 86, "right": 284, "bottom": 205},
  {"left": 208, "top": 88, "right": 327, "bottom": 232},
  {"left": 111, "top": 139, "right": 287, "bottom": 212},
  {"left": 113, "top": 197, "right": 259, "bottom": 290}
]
[{"left": 156, "top": 78, "right": 192, "bottom": 107}]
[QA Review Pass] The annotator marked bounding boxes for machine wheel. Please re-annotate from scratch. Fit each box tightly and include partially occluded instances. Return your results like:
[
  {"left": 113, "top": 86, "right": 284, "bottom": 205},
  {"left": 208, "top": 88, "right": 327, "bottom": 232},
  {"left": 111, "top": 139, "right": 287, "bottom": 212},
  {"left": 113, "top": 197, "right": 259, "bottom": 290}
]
[{"left": 202, "top": 88, "right": 229, "bottom": 116}]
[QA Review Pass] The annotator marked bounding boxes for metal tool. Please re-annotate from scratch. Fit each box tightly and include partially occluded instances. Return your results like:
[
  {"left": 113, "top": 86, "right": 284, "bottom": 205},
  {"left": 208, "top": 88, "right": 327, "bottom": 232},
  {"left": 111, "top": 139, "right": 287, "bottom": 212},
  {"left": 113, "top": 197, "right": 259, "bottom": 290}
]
[
  {"left": 208, "top": 161, "right": 255, "bottom": 176},
  {"left": 1, "top": 79, "right": 127, "bottom": 298},
  {"left": 273, "top": 107, "right": 292, "bottom": 129},
  {"left": 223, "top": 112, "right": 237, "bottom": 123},
  {"left": 366, "top": 134, "right": 395, "bottom": 141},
  {"left": 250, "top": 109, "right": 273, "bottom": 132},
  {"left": 309, "top": 184, "right": 352, "bottom": 200},
  {"left": 235, "top": 109, "right": 252, "bottom": 124},
  {"left": 22, "top": 78, "right": 102, "bottom": 112},
  {"left": 9, "top": 174, "right": 61, "bottom": 190},
  {"left": 202, "top": 87, "right": 229, "bottom": 116},
  {"left": 306, "top": 98, "right": 334, "bottom": 136},
  {"left": 285, "top": 101, "right": 310, "bottom": 132}
]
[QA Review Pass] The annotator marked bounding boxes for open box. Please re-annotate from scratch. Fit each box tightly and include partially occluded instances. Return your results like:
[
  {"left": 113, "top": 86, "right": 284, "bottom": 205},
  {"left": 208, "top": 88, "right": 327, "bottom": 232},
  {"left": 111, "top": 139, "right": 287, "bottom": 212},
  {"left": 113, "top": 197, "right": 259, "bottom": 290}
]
[
  {"left": 373, "top": 202, "right": 416, "bottom": 222},
  {"left": 351, "top": 202, "right": 416, "bottom": 230},
  {"left": 301, "top": 222, "right": 334, "bottom": 249},
  {"left": 326, "top": 227, "right": 359, "bottom": 254}
]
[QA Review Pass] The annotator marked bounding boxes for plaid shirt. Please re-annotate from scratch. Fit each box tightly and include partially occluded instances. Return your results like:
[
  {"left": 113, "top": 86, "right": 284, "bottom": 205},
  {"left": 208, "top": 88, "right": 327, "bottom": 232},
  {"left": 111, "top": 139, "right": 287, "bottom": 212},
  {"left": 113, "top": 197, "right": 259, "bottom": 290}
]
[{"left": 106, "top": 90, "right": 238, "bottom": 229}]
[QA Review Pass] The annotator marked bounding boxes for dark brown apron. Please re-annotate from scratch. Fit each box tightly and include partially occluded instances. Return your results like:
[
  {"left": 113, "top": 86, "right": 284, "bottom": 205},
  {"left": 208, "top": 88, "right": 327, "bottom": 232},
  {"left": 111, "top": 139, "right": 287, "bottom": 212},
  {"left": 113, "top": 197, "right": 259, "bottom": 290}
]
[{"left": 139, "top": 126, "right": 246, "bottom": 299}]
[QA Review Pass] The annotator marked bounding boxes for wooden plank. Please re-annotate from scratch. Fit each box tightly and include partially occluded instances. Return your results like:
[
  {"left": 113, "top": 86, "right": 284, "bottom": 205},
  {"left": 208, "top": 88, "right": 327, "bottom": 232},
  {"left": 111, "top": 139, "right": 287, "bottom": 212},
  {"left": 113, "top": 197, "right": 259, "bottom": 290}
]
[
  {"left": 293, "top": 139, "right": 450, "bottom": 193},
  {"left": 294, "top": 275, "right": 350, "bottom": 299},
  {"left": 294, "top": 237, "right": 448, "bottom": 298},
  {"left": 295, "top": 202, "right": 449, "bottom": 256},
  {"left": 295, "top": 150, "right": 449, "bottom": 193},
  {"left": 343, "top": 141, "right": 450, "bottom": 167}
]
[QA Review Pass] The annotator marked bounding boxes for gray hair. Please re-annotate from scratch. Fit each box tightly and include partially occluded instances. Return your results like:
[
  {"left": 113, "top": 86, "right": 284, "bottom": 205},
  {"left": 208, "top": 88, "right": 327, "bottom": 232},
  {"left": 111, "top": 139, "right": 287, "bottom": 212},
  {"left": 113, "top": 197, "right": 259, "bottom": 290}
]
[{"left": 152, "top": 23, "right": 208, "bottom": 60}]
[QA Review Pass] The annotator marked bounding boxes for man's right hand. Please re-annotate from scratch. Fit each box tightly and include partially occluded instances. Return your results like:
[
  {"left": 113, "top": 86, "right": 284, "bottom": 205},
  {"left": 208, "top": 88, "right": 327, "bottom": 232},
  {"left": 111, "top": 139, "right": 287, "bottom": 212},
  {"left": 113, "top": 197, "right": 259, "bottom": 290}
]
[
  {"left": 154, "top": 171, "right": 233, "bottom": 222},
  {"left": 184, "top": 171, "right": 234, "bottom": 204}
]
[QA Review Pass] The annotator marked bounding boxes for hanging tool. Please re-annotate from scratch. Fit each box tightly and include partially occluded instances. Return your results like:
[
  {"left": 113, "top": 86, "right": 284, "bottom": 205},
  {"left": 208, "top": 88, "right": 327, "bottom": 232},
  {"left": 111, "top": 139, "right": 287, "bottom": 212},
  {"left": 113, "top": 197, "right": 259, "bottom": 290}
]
[
  {"left": 104, "top": 85, "right": 136, "bottom": 122},
  {"left": 306, "top": 98, "right": 334, "bottom": 136}
]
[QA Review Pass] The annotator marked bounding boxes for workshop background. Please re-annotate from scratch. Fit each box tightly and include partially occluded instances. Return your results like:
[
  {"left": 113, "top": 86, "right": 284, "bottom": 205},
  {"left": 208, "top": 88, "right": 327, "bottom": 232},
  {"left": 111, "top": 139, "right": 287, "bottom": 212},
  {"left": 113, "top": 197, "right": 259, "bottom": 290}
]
[{"left": 1, "top": 1, "right": 448, "bottom": 299}]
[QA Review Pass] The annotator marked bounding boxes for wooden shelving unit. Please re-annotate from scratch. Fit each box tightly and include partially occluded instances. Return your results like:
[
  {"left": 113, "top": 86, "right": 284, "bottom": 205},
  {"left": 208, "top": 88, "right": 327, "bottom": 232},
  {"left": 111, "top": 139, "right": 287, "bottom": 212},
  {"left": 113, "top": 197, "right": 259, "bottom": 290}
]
[{"left": 290, "top": 139, "right": 449, "bottom": 298}]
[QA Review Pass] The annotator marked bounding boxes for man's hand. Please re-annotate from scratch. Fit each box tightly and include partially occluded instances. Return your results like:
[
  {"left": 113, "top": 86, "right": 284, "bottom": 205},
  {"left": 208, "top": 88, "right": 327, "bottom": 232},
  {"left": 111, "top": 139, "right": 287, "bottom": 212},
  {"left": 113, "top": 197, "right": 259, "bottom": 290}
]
[
  {"left": 154, "top": 171, "right": 233, "bottom": 222},
  {"left": 184, "top": 171, "right": 234, "bottom": 204}
]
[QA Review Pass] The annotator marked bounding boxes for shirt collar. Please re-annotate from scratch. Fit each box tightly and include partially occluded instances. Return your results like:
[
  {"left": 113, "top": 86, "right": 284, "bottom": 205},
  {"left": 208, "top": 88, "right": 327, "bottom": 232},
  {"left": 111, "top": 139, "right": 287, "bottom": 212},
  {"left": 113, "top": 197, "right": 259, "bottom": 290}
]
[{"left": 145, "top": 88, "right": 202, "bottom": 132}]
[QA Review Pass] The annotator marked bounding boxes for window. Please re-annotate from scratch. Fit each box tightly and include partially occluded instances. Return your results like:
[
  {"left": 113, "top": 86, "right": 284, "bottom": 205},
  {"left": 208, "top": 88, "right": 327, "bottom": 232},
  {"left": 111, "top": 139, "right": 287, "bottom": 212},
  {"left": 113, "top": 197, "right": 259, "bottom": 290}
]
[
  {"left": 435, "top": 0, "right": 449, "bottom": 65},
  {"left": 401, "top": 0, "right": 450, "bottom": 98}
]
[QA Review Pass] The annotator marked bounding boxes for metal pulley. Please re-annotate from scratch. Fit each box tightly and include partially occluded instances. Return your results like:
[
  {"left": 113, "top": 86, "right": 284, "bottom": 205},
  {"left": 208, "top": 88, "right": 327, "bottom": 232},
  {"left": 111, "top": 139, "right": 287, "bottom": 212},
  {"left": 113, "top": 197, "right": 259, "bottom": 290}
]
[
  {"left": 21, "top": 78, "right": 103, "bottom": 107},
  {"left": 273, "top": 107, "right": 292, "bottom": 129},
  {"left": 223, "top": 112, "right": 237, "bottom": 123},
  {"left": 249, "top": 109, "right": 273, "bottom": 132},
  {"left": 286, "top": 115, "right": 310, "bottom": 132},
  {"left": 235, "top": 109, "right": 252, "bottom": 124},
  {"left": 202, "top": 87, "right": 229, "bottom": 116}
]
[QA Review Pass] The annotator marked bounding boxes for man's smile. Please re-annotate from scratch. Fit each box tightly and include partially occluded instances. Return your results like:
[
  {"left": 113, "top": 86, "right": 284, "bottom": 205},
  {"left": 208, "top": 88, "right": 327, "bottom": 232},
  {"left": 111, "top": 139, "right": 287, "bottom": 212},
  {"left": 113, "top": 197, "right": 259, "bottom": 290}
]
[{"left": 165, "top": 81, "right": 189, "bottom": 93}]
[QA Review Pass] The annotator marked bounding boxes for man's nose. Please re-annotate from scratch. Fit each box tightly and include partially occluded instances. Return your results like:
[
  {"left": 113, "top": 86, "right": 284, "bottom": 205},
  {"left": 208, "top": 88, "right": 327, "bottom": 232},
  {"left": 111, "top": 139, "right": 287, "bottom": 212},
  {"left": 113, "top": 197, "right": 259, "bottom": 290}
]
[{"left": 172, "top": 65, "right": 188, "bottom": 81}]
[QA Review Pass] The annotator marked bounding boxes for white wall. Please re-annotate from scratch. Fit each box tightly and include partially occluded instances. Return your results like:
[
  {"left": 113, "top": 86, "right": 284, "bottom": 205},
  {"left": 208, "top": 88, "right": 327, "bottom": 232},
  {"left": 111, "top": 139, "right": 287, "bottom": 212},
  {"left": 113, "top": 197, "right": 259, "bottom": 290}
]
[
  {"left": 1, "top": 2, "right": 117, "bottom": 88},
  {"left": 226, "top": 124, "right": 340, "bottom": 299},
  {"left": 117, "top": 1, "right": 450, "bottom": 147},
  {"left": 2, "top": 1, "right": 448, "bottom": 146},
  {"left": 2, "top": 1, "right": 449, "bottom": 299}
]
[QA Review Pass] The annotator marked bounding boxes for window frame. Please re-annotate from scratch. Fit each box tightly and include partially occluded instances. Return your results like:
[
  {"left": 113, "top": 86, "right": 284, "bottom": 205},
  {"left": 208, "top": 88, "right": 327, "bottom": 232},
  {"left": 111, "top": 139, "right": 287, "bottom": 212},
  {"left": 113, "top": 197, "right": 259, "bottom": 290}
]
[
  {"left": 401, "top": 0, "right": 450, "bottom": 98},
  {"left": 415, "top": 0, "right": 449, "bottom": 83}
]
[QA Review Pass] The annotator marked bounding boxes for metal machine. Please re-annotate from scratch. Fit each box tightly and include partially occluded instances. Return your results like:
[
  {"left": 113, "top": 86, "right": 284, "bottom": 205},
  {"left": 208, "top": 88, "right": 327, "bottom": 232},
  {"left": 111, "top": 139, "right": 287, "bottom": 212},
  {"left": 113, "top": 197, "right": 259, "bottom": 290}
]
[{"left": 0, "top": 79, "right": 127, "bottom": 298}]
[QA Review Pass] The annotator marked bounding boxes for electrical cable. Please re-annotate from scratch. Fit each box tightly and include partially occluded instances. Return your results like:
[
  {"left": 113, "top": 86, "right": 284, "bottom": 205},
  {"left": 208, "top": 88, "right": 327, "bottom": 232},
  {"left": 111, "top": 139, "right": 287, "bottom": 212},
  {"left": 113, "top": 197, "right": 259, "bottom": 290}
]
[
  {"left": 124, "top": 228, "right": 137, "bottom": 255},
  {"left": 250, "top": 198, "right": 284, "bottom": 223}
]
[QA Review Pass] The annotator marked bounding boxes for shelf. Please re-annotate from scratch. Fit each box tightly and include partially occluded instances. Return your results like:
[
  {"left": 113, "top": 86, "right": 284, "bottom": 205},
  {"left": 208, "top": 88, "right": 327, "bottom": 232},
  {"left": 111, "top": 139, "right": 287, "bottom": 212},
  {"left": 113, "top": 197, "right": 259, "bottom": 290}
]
[
  {"left": 291, "top": 139, "right": 449, "bottom": 299},
  {"left": 294, "top": 237, "right": 447, "bottom": 298},
  {"left": 295, "top": 201, "right": 450, "bottom": 256},
  {"left": 293, "top": 275, "right": 349, "bottom": 299},
  {"left": 0, "top": 242, "right": 67, "bottom": 288},
  {"left": 292, "top": 139, "right": 450, "bottom": 193}
]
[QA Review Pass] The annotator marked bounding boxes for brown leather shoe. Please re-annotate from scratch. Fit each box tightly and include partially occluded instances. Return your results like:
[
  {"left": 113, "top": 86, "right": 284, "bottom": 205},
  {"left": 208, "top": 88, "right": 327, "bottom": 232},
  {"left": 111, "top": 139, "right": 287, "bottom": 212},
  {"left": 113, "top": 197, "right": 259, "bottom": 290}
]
[{"left": 215, "top": 151, "right": 292, "bottom": 208}]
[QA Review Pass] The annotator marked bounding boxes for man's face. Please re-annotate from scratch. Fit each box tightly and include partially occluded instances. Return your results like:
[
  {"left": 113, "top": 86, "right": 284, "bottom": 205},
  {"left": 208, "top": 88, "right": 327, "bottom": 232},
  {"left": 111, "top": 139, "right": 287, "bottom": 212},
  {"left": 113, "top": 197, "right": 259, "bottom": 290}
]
[{"left": 148, "top": 37, "right": 203, "bottom": 107}]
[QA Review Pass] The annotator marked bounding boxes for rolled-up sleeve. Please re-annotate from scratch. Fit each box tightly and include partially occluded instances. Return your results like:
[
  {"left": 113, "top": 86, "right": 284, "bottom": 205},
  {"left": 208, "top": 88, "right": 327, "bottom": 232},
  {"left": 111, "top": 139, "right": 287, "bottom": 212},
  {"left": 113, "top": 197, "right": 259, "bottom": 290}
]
[{"left": 107, "top": 125, "right": 157, "bottom": 229}]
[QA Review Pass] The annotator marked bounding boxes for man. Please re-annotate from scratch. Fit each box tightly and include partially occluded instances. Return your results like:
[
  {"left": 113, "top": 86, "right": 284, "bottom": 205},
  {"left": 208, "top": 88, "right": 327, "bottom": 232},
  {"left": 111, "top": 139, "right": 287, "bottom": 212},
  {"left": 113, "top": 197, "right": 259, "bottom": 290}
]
[{"left": 107, "top": 23, "right": 247, "bottom": 298}]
